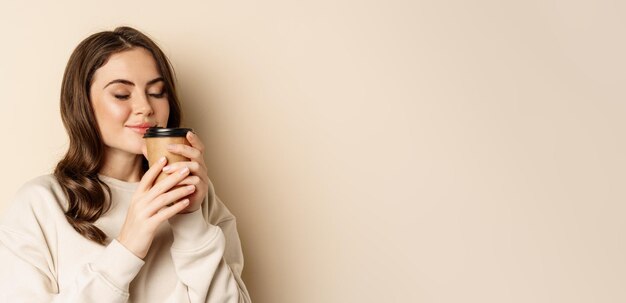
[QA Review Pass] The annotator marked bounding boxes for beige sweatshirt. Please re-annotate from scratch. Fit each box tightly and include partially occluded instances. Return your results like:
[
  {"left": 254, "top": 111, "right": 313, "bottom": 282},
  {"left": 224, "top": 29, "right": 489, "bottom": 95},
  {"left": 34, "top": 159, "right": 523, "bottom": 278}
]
[{"left": 0, "top": 174, "right": 251, "bottom": 303}]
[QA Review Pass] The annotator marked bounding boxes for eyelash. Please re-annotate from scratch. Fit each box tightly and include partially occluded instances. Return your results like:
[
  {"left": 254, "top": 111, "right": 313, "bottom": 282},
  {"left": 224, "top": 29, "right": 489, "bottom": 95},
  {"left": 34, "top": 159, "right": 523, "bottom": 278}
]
[{"left": 114, "top": 92, "right": 167, "bottom": 100}]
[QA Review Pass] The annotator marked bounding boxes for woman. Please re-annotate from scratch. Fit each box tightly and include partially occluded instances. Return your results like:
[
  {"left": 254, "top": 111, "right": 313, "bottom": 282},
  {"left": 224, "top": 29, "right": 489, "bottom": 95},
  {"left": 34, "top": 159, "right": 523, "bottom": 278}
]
[{"left": 0, "top": 26, "right": 251, "bottom": 302}]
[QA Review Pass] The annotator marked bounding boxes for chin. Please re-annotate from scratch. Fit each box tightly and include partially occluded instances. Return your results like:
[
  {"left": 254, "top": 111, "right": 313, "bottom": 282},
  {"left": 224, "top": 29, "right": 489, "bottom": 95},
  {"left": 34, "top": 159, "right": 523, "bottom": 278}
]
[
  {"left": 126, "top": 142, "right": 145, "bottom": 156},
  {"left": 133, "top": 145, "right": 145, "bottom": 155}
]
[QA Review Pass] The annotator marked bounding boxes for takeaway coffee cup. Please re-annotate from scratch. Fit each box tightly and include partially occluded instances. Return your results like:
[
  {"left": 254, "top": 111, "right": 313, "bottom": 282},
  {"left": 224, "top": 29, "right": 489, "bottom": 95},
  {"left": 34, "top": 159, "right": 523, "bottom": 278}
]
[{"left": 143, "top": 127, "right": 194, "bottom": 184}]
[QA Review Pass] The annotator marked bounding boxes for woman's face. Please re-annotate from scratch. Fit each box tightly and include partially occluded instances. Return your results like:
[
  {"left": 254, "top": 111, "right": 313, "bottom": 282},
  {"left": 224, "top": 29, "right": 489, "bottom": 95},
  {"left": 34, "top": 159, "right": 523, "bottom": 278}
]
[{"left": 90, "top": 47, "right": 170, "bottom": 157}]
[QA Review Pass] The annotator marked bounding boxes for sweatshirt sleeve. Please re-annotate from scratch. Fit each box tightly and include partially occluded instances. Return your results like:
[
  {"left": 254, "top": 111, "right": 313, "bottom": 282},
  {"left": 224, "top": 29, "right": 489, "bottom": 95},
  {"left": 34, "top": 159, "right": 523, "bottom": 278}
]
[
  {"left": 0, "top": 179, "right": 145, "bottom": 302},
  {"left": 0, "top": 236, "right": 144, "bottom": 303},
  {"left": 167, "top": 194, "right": 251, "bottom": 303}
]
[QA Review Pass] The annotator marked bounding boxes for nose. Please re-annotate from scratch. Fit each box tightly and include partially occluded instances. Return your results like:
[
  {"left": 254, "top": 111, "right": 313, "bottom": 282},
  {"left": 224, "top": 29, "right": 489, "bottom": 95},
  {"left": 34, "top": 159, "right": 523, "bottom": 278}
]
[{"left": 132, "top": 93, "right": 154, "bottom": 116}]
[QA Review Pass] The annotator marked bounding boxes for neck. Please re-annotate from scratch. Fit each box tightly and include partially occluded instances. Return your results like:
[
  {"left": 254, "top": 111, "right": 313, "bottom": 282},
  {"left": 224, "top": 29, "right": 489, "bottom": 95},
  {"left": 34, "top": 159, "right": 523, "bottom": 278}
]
[{"left": 99, "top": 147, "right": 144, "bottom": 182}]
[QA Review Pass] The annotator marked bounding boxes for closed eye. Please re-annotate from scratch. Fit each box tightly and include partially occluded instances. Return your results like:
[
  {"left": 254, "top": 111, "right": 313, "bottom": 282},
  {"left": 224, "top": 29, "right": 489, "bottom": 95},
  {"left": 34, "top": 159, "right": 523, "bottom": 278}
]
[
  {"left": 149, "top": 92, "right": 167, "bottom": 98},
  {"left": 114, "top": 94, "right": 130, "bottom": 100}
]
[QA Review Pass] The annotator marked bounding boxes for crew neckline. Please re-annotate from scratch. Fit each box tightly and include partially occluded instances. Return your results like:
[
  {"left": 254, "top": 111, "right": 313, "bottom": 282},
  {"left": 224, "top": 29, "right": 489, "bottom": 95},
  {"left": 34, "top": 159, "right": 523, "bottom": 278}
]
[{"left": 97, "top": 174, "right": 140, "bottom": 192}]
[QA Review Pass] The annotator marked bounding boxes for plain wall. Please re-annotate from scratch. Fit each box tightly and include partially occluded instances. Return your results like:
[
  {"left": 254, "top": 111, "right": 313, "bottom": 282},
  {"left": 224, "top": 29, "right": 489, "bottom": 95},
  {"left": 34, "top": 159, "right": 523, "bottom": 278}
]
[{"left": 1, "top": 1, "right": 625, "bottom": 302}]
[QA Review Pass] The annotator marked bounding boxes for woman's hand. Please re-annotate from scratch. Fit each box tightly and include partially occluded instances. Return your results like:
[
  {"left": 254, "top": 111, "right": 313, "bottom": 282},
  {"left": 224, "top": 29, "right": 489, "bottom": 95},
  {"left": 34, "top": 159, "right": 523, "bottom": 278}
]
[
  {"left": 116, "top": 157, "right": 195, "bottom": 259},
  {"left": 161, "top": 131, "right": 209, "bottom": 214}
]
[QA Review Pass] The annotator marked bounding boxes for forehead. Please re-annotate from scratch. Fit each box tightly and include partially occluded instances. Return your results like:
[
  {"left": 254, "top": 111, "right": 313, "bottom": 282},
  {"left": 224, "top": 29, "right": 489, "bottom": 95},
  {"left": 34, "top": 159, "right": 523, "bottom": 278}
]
[{"left": 92, "top": 47, "right": 162, "bottom": 86}]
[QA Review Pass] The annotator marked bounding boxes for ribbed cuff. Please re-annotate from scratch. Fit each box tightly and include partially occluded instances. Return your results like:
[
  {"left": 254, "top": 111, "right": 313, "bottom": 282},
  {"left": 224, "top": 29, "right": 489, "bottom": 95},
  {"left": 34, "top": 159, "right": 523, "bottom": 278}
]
[
  {"left": 90, "top": 239, "right": 145, "bottom": 292},
  {"left": 169, "top": 209, "right": 220, "bottom": 251}
]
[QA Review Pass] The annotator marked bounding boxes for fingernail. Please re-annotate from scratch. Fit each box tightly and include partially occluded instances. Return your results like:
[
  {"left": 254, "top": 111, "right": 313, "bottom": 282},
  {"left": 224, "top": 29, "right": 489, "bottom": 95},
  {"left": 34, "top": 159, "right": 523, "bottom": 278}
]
[
  {"left": 187, "top": 185, "right": 196, "bottom": 192},
  {"left": 159, "top": 156, "right": 166, "bottom": 163},
  {"left": 162, "top": 165, "right": 171, "bottom": 172},
  {"left": 182, "top": 199, "right": 190, "bottom": 205},
  {"left": 179, "top": 166, "right": 189, "bottom": 175}
]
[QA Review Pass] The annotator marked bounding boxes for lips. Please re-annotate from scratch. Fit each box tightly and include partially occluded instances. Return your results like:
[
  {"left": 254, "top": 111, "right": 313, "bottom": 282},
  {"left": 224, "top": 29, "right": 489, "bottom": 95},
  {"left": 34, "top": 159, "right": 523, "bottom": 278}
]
[{"left": 126, "top": 123, "right": 157, "bottom": 135}]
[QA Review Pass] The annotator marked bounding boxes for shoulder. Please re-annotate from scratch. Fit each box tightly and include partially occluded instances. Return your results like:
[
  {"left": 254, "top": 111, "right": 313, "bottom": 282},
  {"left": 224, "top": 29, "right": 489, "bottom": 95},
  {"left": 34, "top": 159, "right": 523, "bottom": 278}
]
[
  {"left": 1, "top": 174, "right": 67, "bottom": 224},
  {"left": 0, "top": 175, "right": 63, "bottom": 277},
  {"left": 12, "top": 174, "right": 65, "bottom": 206},
  {"left": 16, "top": 174, "right": 60, "bottom": 192}
]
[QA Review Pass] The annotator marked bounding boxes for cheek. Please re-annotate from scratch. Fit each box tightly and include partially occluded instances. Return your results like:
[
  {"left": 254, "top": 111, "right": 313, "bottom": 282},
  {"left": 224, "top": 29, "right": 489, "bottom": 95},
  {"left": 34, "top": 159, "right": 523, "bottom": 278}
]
[
  {"left": 93, "top": 99, "right": 131, "bottom": 129},
  {"left": 155, "top": 102, "right": 170, "bottom": 125}
]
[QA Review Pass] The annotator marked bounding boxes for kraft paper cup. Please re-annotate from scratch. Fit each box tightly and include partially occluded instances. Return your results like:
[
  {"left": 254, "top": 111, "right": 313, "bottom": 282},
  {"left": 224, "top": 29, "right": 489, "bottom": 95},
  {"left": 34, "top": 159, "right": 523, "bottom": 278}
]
[{"left": 143, "top": 127, "right": 194, "bottom": 184}]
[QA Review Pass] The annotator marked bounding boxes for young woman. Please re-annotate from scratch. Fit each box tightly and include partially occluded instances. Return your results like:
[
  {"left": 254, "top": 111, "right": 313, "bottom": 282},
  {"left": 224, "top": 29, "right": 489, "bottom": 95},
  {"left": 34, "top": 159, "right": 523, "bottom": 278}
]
[{"left": 0, "top": 26, "right": 251, "bottom": 302}]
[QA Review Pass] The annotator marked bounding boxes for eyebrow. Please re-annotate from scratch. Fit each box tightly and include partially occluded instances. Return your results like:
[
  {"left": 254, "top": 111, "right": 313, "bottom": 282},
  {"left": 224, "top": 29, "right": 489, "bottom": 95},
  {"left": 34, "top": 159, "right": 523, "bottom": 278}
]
[{"left": 103, "top": 77, "right": 164, "bottom": 89}]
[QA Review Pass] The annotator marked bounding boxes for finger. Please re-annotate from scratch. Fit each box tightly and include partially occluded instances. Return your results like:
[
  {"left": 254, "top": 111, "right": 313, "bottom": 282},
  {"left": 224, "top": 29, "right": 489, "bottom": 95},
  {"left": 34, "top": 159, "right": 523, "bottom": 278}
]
[
  {"left": 177, "top": 175, "right": 202, "bottom": 186},
  {"left": 162, "top": 161, "right": 203, "bottom": 174},
  {"left": 146, "top": 184, "right": 196, "bottom": 215},
  {"left": 166, "top": 143, "right": 202, "bottom": 161},
  {"left": 143, "top": 166, "right": 190, "bottom": 202},
  {"left": 186, "top": 131, "right": 205, "bottom": 153},
  {"left": 138, "top": 156, "right": 168, "bottom": 192},
  {"left": 153, "top": 199, "right": 190, "bottom": 222}
]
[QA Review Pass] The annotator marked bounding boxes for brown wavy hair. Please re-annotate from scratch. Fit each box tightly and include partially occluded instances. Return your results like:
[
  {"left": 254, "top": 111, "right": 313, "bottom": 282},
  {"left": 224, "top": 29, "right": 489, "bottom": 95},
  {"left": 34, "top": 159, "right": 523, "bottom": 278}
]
[{"left": 54, "top": 26, "right": 182, "bottom": 245}]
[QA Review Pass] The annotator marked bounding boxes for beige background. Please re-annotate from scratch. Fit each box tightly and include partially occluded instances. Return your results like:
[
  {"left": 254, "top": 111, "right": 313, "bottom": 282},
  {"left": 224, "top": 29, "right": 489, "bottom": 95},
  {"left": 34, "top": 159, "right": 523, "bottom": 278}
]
[{"left": 1, "top": 0, "right": 625, "bottom": 302}]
